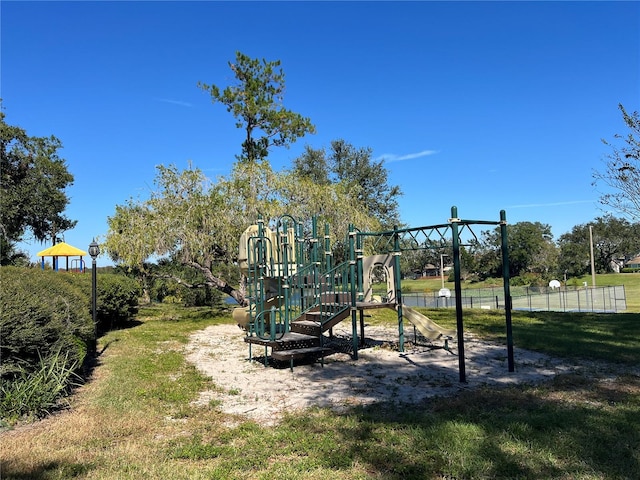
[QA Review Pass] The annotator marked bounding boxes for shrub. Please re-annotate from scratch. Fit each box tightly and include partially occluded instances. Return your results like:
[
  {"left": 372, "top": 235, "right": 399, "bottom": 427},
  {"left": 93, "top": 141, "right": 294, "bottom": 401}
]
[
  {"left": 0, "top": 268, "right": 140, "bottom": 423},
  {"left": 96, "top": 273, "right": 141, "bottom": 330},
  {"left": 0, "top": 267, "right": 94, "bottom": 382},
  {"left": 0, "top": 348, "right": 82, "bottom": 423}
]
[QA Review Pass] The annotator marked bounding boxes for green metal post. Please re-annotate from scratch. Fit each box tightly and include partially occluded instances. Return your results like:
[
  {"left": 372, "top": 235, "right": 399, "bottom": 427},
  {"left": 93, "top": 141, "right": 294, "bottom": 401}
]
[
  {"left": 324, "top": 223, "right": 332, "bottom": 293},
  {"left": 500, "top": 210, "right": 515, "bottom": 372},
  {"left": 282, "top": 220, "right": 290, "bottom": 332},
  {"left": 393, "top": 226, "right": 404, "bottom": 352},
  {"left": 296, "top": 222, "right": 305, "bottom": 310},
  {"left": 256, "top": 216, "right": 266, "bottom": 332},
  {"left": 324, "top": 223, "right": 332, "bottom": 273},
  {"left": 312, "top": 217, "right": 320, "bottom": 307},
  {"left": 349, "top": 224, "right": 359, "bottom": 359},
  {"left": 356, "top": 230, "right": 364, "bottom": 302},
  {"left": 451, "top": 206, "right": 467, "bottom": 383},
  {"left": 269, "top": 306, "right": 276, "bottom": 341}
]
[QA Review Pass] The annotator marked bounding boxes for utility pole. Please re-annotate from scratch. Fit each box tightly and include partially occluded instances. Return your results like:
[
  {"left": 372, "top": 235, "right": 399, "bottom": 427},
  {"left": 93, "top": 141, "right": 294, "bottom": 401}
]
[
  {"left": 440, "top": 253, "right": 448, "bottom": 289},
  {"left": 589, "top": 225, "right": 596, "bottom": 288}
]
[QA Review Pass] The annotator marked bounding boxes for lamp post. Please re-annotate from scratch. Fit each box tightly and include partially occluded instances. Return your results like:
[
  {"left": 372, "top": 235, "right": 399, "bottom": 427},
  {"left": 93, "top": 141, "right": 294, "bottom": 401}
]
[{"left": 88, "top": 239, "right": 100, "bottom": 339}]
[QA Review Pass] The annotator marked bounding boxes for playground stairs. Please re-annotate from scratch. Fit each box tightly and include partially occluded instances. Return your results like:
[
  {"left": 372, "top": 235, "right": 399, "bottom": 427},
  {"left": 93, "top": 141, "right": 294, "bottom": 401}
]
[{"left": 244, "top": 296, "right": 353, "bottom": 371}]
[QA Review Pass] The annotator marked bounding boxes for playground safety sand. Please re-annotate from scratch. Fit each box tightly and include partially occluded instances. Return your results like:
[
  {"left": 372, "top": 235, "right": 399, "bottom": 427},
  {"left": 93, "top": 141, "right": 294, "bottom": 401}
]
[{"left": 185, "top": 323, "right": 574, "bottom": 426}]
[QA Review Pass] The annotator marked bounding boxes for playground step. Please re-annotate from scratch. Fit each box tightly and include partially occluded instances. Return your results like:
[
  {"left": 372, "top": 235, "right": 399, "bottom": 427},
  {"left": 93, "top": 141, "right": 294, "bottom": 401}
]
[
  {"left": 321, "top": 307, "right": 351, "bottom": 331},
  {"left": 304, "top": 310, "right": 334, "bottom": 321},
  {"left": 290, "top": 320, "right": 322, "bottom": 336},
  {"left": 271, "top": 346, "right": 334, "bottom": 371},
  {"left": 244, "top": 332, "right": 320, "bottom": 350},
  {"left": 292, "top": 306, "right": 351, "bottom": 335}
]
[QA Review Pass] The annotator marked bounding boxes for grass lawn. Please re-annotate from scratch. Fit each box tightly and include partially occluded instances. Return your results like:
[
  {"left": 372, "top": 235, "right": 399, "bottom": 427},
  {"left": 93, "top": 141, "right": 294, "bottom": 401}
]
[
  {"left": 402, "top": 272, "right": 640, "bottom": 313},
  {"left": 1, "top": 302, "right": 639, "bottom": 479}
]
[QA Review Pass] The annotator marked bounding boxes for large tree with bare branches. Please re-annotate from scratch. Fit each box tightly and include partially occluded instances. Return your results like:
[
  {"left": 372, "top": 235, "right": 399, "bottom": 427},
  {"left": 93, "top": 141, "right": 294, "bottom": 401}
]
[{"left": 593, "top": 104, "right": 640, "bottom": 220}]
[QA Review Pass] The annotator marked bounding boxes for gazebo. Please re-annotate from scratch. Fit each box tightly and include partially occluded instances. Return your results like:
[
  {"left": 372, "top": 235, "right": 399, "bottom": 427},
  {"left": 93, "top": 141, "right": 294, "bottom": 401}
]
[{"left": 36, "top": 242, "right": 87, "bottom": 272}]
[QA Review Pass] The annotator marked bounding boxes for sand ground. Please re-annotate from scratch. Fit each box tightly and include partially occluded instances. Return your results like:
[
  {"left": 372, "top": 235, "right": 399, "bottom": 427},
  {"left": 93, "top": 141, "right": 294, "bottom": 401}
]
[{"left": 184, "top": 323, "right": 576, "bottom": 425}]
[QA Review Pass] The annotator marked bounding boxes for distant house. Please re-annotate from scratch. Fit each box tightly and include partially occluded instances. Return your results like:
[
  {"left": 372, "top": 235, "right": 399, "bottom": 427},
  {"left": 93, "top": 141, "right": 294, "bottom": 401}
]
[
  {"left": 422, "top": 263, "right": 439, "bottom": 277},
  {"left": 626, "top": 256, "right": 640, "bottom": 269}
]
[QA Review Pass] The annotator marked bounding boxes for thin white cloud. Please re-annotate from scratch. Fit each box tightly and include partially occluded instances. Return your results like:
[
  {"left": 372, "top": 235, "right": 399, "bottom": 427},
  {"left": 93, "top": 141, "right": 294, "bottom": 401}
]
[
  {"left": 377, "top": 150, "right": 439, "bottom": 163},
  {"left": 155, "top": 98, "right": 193, "bottom": 107},
  {"left": 507, "top": 200, "right": 595, "bottom": 209}
]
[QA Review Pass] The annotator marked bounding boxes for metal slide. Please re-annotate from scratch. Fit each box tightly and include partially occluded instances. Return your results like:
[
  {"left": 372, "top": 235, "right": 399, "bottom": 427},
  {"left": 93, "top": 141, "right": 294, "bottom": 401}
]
[{"left": 401, "top": 305, "right": 456, "bottom": 341}]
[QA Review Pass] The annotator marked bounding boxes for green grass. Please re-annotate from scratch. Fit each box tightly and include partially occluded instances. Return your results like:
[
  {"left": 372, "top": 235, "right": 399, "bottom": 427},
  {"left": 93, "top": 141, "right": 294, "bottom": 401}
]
[
  {"left": 420, "top": 308, "right": 640, "bottom": 365},
  {"left": 0, "top": 349, "right": 82, "bottom": 424},
  {"left": 1, "top": 303, "right": 639, "bottom": 479}
]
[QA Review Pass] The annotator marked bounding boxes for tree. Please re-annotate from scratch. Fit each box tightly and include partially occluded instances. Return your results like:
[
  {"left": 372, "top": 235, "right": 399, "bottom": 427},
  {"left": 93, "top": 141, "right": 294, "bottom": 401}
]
[
  {"left": 293, "top": 139, "right": 403, "bottom": 229},
  {"left": 0, "top": 238, "right": 29, "bottom": 267},
  {"left": 105, "top": 164, "right": 248, "bottom": 304},
  {"left": 478, "top": 221, "right": 557, "bottom": 280},
  {"left": 198, "top": 51, "right": 316, "bottom": 163},
  {"left": 0, "top": 107, "right": 76, "bottom": 263},
  {"left": 292, "top": 145, "right": 331, "bottom": 186},
  {"left": 558, "top": 215, "right": 640, "bottom": 276},
  {"left": 104, "top": 163, "right": 377, "bottom": 306},
  {"left": 593, "top": 104, "right": 640, "bottom": 220},
  {"left": 107, "top": 54, "right": 384, "bottom": 303},
  {"left": 330, "top": 140, "right": 402, "bottom": 229}
]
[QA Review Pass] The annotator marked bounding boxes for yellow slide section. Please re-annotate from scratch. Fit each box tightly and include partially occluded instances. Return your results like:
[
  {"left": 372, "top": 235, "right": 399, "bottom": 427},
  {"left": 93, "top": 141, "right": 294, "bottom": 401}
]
[
  {"left": 233, "top": 295, "right": 282, "bottom": 330},
  {"left": 402, "top": 305, "right": 456, "bottom": 341}
]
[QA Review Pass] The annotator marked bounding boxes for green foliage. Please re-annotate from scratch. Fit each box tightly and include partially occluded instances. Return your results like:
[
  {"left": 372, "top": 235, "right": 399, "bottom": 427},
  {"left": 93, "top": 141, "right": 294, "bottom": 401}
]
[
  {"left": 0, "top": 105, "right": 76, "bottom": 256},
  {"left": 477, "top": 221, "right": 556, "bottom": 279},
  {"left": 558, "top": 215, "right": 640, "bottom": 275},
  {"left": 0, "top": 267, "right": 92, "bottom": 423},
  {"left": 509, "top": 272, "right": 548, "bottom": 287},
  {"left": 0, "top": 237, "right": 30, "bottom": 267},
  {"left": 0, "top": 267, "right": 93, "bottom": 382},
  {"left": 198, "top": 51, "right": 315, "bottom": 164},
  {"left": 96, "top": 274, "right": 141, "bottom": 329},
  {"left": 0, "top": 268, "right": 140, "bottom": 422},
  {"left": 105, "top": 161, "right": 378, "bottom": 306},
  {"left": 0, "top": 348, "right": 82, "bottom": 423},
  {"left": 293, "top": 139, "right": 402, "bottom": 229},
  {"left": 152, "top": 258, "right": 230, "bottom": 307},
  {"left": 105, "top": 164, "right": 249, "bottom": 306},
  {"left": 594, "top": 103, "right": 640, "bottom": 220}
]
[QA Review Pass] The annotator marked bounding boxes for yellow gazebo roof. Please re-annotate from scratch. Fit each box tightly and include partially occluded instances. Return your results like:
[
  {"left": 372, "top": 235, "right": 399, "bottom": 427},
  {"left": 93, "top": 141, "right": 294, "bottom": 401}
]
[{"left": 36, "top": 242, "right": 87, "bottom": 257}]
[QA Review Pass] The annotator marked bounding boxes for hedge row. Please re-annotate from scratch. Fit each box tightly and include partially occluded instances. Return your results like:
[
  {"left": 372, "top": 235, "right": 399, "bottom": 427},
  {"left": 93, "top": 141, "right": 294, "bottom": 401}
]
[
  {"left": 0, "top": 267, "right": 140, "bottom": 420},
  {"left": 0, "top": 267, "right": 140, "bottom": 422},
  {"left": 1, "top": 268, "right": 141, "bottom": 378},
  {"left": 1, "top": 268, "right": 92, "bottom": 381}
]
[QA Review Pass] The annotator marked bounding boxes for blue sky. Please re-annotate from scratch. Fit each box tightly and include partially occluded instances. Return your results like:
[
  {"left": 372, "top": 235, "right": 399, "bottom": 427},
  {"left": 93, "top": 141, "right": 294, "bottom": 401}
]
[{"left": 2, "top": 1, "right": 639, "bottom": 265}]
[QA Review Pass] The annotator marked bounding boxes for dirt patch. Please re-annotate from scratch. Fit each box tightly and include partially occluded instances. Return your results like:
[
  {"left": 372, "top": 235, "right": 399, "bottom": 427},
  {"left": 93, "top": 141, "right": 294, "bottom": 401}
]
[{"left": 184, "top": 323, "right": 578, "bottom": 425}]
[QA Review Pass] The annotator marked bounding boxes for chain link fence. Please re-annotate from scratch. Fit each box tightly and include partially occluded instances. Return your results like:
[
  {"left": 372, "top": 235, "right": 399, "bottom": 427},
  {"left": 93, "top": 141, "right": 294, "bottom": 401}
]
[{"left": 403, "top": 285, "right": 627, "bottom": 313}]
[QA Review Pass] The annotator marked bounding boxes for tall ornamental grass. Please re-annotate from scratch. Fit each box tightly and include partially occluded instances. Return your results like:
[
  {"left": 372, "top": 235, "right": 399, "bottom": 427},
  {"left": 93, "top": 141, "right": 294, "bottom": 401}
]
[{"left": 0, "top": 348, "right": 81, "bottom": 423}]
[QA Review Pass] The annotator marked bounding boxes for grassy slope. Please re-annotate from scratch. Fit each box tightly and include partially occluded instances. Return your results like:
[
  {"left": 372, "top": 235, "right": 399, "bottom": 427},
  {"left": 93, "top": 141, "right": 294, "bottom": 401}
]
[{"left": 1, "top": 295, "right": 639, "bottom": 479}]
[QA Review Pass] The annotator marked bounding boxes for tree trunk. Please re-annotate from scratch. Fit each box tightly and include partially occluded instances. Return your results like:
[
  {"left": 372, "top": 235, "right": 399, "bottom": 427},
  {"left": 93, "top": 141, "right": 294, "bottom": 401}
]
[{"left": 185, "top": 260, "right": 248, "bottom": 306}]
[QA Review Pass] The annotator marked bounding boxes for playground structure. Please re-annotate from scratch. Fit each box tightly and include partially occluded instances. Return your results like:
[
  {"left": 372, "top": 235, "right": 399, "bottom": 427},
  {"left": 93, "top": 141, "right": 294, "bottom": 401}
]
[
  {"left": 36, "top": 242, "right": 88, "bottom": 272},
  {"left": 236, "top": 207, "right": 514, "bottom": 382}
]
